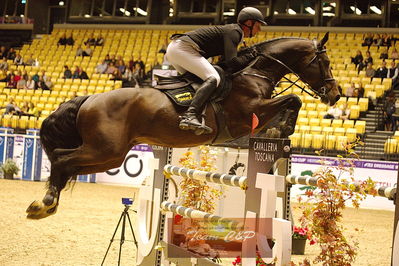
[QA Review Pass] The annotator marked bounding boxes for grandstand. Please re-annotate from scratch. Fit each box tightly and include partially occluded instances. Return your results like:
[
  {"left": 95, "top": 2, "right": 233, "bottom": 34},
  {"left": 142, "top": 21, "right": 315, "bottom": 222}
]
[{"left": 0, "top": 0, "right": 398, "bottom": 161}]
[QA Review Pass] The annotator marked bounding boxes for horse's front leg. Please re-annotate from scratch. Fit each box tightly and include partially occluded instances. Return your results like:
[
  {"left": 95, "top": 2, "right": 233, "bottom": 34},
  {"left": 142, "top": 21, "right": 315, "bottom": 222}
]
[{"left": 258, "top": 94, "right": 302, "bottom": 138}]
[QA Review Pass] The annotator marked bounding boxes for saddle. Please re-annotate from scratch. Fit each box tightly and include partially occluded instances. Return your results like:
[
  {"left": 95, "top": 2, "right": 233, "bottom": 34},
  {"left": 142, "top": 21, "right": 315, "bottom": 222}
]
[{"left": 154, "top": 66, "right": 229, "bottom": 107}]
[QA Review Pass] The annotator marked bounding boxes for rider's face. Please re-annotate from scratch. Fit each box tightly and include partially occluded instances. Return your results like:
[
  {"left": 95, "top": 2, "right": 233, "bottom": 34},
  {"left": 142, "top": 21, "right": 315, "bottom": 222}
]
[{"left": 243, "top": 21, "right": 262, "bottom": 37}]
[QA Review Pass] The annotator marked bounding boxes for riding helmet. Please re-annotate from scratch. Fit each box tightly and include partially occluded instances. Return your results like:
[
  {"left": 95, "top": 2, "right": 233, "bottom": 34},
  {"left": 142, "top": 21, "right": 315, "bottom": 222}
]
[{"left": 237, "top": 7, "right": 267, "bottom": 25}]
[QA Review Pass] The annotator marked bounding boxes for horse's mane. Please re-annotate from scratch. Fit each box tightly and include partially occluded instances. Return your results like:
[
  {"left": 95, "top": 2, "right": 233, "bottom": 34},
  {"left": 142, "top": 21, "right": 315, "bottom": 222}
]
[{"left": 238, "top": 37, "right": 310, "bottom": 56}]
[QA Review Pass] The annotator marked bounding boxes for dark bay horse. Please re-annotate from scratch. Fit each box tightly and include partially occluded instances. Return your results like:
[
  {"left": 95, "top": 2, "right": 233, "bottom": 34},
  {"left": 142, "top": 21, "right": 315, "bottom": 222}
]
[{"left": 26, "top": 32, "right": 339, "bottom": 219}]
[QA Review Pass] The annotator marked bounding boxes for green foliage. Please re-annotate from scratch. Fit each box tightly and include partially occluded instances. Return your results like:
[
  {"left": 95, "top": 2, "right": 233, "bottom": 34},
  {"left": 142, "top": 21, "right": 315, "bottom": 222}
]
[{"left": 1, "top": 158, "right": 19, "bottom": 175}]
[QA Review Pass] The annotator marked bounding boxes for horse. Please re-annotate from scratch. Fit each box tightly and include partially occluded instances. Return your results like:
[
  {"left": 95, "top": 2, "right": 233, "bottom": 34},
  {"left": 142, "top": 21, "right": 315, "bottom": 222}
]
[{"left": 26, "top": 32, "right": 340, "bottom": 219}]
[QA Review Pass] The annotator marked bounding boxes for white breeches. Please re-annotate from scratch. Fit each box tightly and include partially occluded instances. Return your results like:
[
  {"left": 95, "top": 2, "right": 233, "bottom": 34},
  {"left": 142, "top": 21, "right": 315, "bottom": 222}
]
[{"left": 165, "top": 39, "right": 221, "bottom": 86}]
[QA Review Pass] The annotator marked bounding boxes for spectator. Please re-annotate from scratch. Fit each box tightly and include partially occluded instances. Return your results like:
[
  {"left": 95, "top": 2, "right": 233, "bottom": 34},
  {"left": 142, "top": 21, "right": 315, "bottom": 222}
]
[
  {"left": 0, "top": 57, "right": 8, "bottom": 70},
  {"left": 96, "top": 34, "right": 104, "bottom": 46},
  {"left": 390, "top": 48, "right": 399, "bottom": 60},
  {"left": 57, "top": 33, "right": 68, "bottom": 46},
  {"left": 362, "top": 33, "right": 373, "bottom": 48},
  {"left": 13, "top": 53, "right": 23, "bottom": 65},
  {"left": 66, "top": 34, "right": 74, "bottom": 46},
  {"left": 32, "top": 72, "right": 39, "bottom": 83},
  {"left": 374, "top": 61, "right": 388, "bottom": 79},
  {"left": 105, "top": 62, "right": 117, "bottom": 74},
  {"left": 6, "top": 48, "right": 16, "bottom": 60},
  {"left": 388, "top": 61, "right": 398, "bottom": 80},
  {"left": 84, "top": 33, "right": 96, "bottom": 46},
  {"left": 16, "top": 76, "right": 27, "bottom": 89},
  {"left": 384, "top": 92, "right": 396, "bottom": 131},
  {"left": 27, "top": 102, "right": 39, "bottom": 117},
  {"left": 133, "top": 62, "right": 144, "bottom": 85},
  {"left": 36, "top": 76, "right": 46, "bottom": 90},
  {"left": 72, "top": 66, "right": 80, "bottom": 79},
  {"left": 136, "top": 56, "right": 145, "bottom": 74},
  {"left": 5, "top": 97, "right": 20, "bottom": 114},
  {"left": 76, "top": 45, "right": 84, "bottom": 56},
  {"left": 110, "top": 55, "right": 116, "bottom": 65},
  {"left": 83, "top": 44, "right": 92, "bottom": 57},
  {"left": 96, "top": 60, "right": 108, "bottom": 74},
  {"left": 110, "top": 69, "right": 122, "bottom": 81},
  {"left": 354, "top": 83, "right": 365, "bottom": 98},
  {"left": 358, "top": 51, "right": 373, "bottom": 71},
  {"left": 0, "top": 46, "right": 7, "bottom": 58},
  {"left": 382, "top": 34, "right": 392, "bottom": 47},
  {"left": 380, "top": 48, "right": 388, "bottom": 60},
  {"left": 7, "top": 74, "right": 17, "bottom": 89},
  {"left": 25, "top": 76, "right": 35, "bottom": 90},
  {"left": 373, "top": 34, "right": 383, "bottom": 47},
  {"left": 351, "top": 50, "right": 363, "bottom": 67},
  {"left": 63, "top": 65, "right": 72, "bottom": 79},
  {"left": 45, "top": 77, "right": 53, "bottom": 90},
  {"left": 20, "top": 101, "right": 29, "bottom": 114},
  {"left": 324, "top": 104, "right": 342, "bottom": 119},
  {"left": 128, "top": 56, "right": 135, "bottom": 70},
  {"left": 104, "top": 54, "right": 111, "bottom": 64},
  {"left": 41, "top": 70, "right": 48, "bottom": 82},
  {"left": 393, "top": 98, "right": 399, "bottom": 131},
  {"left": 14, "top": 71, "right": 21, "bottom": 83},
  {"left": 346, "top": 82, "right": 356, "bottom": 97},
  {"left": 117, "top": 59, "right": 126, "bottom": 74},
  {"left": 24, "top": 54, "right": 35, "bottom": 66},
  {"left": 122, "top": 65, "right": 135, "bottom": 87},
  {"left": 365, "top": 62, "right": 376, "bottom": 77},
  {"left": 79, "top": 68, "right": 89, "bottom": 79},
  {"left": 339, "top": 103, "right": 351, "bottom": 120}
]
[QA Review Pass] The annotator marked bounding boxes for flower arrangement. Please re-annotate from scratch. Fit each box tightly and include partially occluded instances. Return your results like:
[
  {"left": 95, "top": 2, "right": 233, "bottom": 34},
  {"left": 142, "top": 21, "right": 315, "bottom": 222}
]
[
  {"left": 1, "top": 158, "right": 19, "bottom": 179},
  {"left": 292, "top": 226, "right": 310, "bottom": 240}
]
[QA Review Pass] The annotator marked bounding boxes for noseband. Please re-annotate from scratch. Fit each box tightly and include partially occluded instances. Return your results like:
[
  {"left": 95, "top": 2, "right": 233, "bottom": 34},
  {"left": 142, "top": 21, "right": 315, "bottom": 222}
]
[{"left": 243, "top": 39, "right": 335, "bottom": 99}]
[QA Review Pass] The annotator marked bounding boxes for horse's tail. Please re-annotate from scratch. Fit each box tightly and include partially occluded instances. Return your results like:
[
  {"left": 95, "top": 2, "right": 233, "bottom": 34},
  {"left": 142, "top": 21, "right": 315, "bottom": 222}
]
[{"left": 40, "top": 95, "right": 90, "bottom": 161}]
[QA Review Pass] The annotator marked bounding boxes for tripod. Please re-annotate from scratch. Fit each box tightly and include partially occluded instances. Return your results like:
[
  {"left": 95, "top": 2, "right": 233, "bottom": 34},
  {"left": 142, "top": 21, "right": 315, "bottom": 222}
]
[{"left": 101, "top": 204, "right": 138, "bottom": 266}]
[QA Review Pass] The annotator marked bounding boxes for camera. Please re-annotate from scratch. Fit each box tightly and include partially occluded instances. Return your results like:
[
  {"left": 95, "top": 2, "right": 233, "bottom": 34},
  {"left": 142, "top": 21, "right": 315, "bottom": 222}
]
[{"left": 122, "top": 197, "right": 134, "bottom": 205}]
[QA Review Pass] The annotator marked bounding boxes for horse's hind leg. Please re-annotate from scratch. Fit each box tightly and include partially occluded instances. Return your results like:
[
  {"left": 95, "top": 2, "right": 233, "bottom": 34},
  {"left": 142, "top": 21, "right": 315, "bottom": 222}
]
[
  {"left": 26, "top": 148, "right": 79, "bottom": 219},
  {"left": 26, "top": 144, "right": 129, "bottom": 219}
]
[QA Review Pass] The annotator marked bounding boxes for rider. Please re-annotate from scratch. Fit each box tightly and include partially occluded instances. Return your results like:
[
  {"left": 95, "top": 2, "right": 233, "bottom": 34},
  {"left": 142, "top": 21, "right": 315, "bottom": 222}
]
[{"left": 165, "top": 7, "right": 267, "bottom": 135}]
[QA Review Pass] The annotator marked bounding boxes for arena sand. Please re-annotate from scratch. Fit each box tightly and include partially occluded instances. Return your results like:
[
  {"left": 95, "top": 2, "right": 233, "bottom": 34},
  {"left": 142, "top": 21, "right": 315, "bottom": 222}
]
[{"left": 0, "top": 179, "right": 394, "bottom": 266}]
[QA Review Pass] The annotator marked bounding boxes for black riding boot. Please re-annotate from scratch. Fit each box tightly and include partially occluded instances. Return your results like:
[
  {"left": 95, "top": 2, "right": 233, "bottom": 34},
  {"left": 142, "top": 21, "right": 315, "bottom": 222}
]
[{"left": 179, "top": 77, "right": 217, "bottom": 134}]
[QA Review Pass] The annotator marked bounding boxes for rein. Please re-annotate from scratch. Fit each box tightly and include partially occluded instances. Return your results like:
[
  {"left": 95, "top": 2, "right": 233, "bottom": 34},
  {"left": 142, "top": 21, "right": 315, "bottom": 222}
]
[{"left": 241, "top": 39, "right": 335, "bottom": 99}]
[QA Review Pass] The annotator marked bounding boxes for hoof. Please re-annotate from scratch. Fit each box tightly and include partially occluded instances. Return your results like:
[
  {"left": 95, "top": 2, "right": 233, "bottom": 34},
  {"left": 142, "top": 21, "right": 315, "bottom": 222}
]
[{"left": 26, "top": 199, "right": 58, "bottom": 220}]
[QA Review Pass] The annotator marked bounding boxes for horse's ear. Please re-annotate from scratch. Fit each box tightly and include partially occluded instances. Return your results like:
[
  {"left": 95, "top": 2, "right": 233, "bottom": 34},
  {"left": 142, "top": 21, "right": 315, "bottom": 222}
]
[{"left": 320, "top": 32, "right": 329, "bottom": 47}]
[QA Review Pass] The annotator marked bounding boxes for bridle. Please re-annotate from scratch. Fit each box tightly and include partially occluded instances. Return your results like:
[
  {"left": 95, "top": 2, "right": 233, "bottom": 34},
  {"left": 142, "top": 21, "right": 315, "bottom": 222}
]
[{"left": 242, "top": 39, "right": 335, "bottom": 100}]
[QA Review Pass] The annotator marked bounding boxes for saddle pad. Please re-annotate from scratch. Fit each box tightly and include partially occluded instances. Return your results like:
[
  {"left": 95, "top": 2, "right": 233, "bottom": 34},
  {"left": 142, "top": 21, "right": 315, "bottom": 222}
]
[{"left": 162, "top": 86, "right": 195, "bottom": 107}]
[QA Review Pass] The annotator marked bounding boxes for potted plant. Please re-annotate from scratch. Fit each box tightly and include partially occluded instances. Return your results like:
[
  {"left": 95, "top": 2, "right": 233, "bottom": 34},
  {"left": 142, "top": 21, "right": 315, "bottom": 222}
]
[
  {"left": 1, "top": 158, "right": 19, "bottom": 180},
  {"left": 291, "top": 226, "right": 310, "bottom": 255}
]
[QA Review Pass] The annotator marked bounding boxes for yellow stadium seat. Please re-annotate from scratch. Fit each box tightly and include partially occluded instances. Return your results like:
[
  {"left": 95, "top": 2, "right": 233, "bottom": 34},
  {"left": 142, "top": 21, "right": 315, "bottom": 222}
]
[
  {"left": 349, "top": 105, "right": 360, "bottom": 119},
  {"left": 299, "top": 125, "right": 311, "bottom": 134},
  {"left": 331, "top": 119, "right": 343, "bottom": 128},
  {"left": 394, "top": 131, "right": 399, "bottom": 140},
  {"left": 312, "top": 134, "right": 324, "bottom": 149},
  {"left": 317, "top": 103, "right": 328, "bottom": 112},
  {"left": 311, "top": 126, "right": 322, "bottom": 134},
  {"left": 309, "top": 118, "right": 320, "bottom": 126},
  {"left": 300, "top": 133, "right": 312, "bottom": 148},
  {"left": 2, "top": 114, "right": 12, "bottom": 127},
  {"left": 358, "top": 98, "right": 368, "bottom": 112},
  {"left": 321, "top": 118, "right": 331, "bottom": 127},
  {"left": 346, "top": 128, "right": 357, "bottom": 142},
  {"left": 325, "top": 135, "right": 336, "bottom": 150},
  {"left": 361, "top": 77, "right": 371, "bottom": 84},
  {"left": 19, "top": 116, "right": 29, "bottom": 129},
  {"left": 297, "top": 117, "right": 309, "bottom": 126},
  {"left": 343, "top": 119, "right": 355, "bottom": 129},
  {"left": 336, "top": 136, "right": 348, "bottom": 150},
  {"left": 307, "top": 110, "right": 318, "bottom": 119},
  {"left": 384, "top": 139, "right": 397, "bottom": 154},
  {"left": 346, "top": 97, "right": 358, "bottom": 107},
  {"left": 355, "top": 120, "right": 366, "bottom": 134},
  {"left": 334, "top": 127, "right": 345, "bottom": 136},
  {"left": 289, "top": 133, "right": 301, "bottom": 148},
  {"left": 323, "top": 126, "right": 334, "bottom": 135}
]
